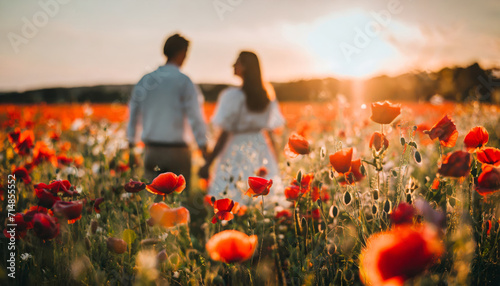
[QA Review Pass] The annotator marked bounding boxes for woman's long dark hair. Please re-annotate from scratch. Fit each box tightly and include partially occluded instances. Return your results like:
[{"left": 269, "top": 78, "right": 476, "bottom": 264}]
[{"left": 239, "top": 51, "right": 270, "bottom": 112}]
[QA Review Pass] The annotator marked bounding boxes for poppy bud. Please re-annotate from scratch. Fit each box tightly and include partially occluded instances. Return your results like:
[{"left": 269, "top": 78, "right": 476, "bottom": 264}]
[{"left": 107, "top": 237, "right": 127, "bottom": 254}]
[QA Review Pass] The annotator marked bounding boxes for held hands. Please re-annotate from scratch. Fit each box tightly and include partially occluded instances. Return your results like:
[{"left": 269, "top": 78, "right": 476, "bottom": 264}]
[
  {"left": 198, "top": 163, "right": 210, "bottom": 180},
  {"left": 198, "top": 147, "right": 212, "bottom": 180}
]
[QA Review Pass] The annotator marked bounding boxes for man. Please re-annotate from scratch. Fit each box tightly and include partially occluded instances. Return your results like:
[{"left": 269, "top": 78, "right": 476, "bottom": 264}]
[{"left": 127, "top": 34, "right": 208, "bottom": 191}]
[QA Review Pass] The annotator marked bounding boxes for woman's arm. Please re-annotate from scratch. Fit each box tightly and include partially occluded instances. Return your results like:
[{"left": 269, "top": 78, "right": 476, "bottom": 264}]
[
  {"left": 206, "top": 130, "right": 229, "bottom": 166},
  {"left": 266, "top": 129, "right": 279, "bottom": 162}
]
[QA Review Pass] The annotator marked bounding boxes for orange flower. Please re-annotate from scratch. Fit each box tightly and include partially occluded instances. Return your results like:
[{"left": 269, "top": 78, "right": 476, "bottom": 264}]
[
  {"left": 245, "top": 177, "right": 272, "bottom": 197},
  {"left": 424, "top": 115, "right": 458, "bottom": 147},
  {"left": 370, "top": 101, "right": 401, "bottom": 125},
  {"left": 463, "top": 126, "right": 489, "bottom": 152},
  {"left": 476, "top": 166, "right": 500, "bottom": 196},
  {"left": 329, "top": 148, "right": 353, "bottom": 174},
  {"left": 232, "top": 202, "right": 247, "bottom": 216},
  {"left": 33, "top": 141, "right": 57, "bottom": 165},
  {"left": 284, "top": 133, "right": 310, "bottom": 158},
  {"left": 212, "top": 198, "right": 235, "bottom": 223},
  {"left": 476, "top": 147, "right": 500, "bottom": 167},
  {"left": 438, "top": 151, "right": 471, "bottom": 178},
  {"left": 149, "top": 202, "right": 190, "bottom": 228},
  {"left": 204, "top": 195, "right": 214, "bottom": 206},
  {"left": 348, "top": 159, "right": 365, "bottom": 183},
  {"left": 359, "top": 224, "right": 443, "bottom": 286},
  {"left": 369, "top": 132, "right": 389, "bottom": 152},
  {"left": 205, "top": 230, "right": 258, "bottom": 263},
  {"left": 73, "top": 154, "right": 84, "bottom": 166},
  {"left": 390, "top": 203, "right": 416, "bottom": 226},
  {"left": 146, "top": 172, "right": 186, "bottom": 196}
]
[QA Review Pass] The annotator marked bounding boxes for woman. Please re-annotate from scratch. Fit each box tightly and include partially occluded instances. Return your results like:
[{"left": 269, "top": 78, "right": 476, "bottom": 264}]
[{"left": 199, "top": 51, "right": 285, "bottom": 206}]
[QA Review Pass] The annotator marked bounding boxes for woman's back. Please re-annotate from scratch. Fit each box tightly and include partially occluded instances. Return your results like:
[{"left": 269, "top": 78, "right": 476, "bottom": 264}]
[{"left": 211, "top": 86, "right": 283, "bottom": 133}]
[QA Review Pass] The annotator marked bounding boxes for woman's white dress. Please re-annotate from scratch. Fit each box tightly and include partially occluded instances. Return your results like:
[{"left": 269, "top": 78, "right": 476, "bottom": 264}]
[{"left": 208, "top": 87, "right": 285, "bottom": 206}]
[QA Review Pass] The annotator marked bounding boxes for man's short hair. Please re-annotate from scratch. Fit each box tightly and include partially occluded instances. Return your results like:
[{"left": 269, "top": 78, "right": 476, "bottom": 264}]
[{"left": 163, "top": 34, "right": 189, "bottom": 58}]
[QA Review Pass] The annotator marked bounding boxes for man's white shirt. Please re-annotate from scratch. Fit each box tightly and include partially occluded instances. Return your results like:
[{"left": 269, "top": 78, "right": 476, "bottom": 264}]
[{"left": 127, "top": 64, "right": 208, "bottom": 147}]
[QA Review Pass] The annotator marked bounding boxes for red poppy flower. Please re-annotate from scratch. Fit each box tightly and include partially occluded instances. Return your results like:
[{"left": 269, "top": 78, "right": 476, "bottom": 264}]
[
  {"left": 245, "top": 177, "right": 273, "bottom": 197},
  {"left": 484, "top": 220, "right": 492, "bottom": 236},
  {"left": 329, "top": 148, "right": 353, "bottom": 174},
  {"left": 369, "top": 132, "right": 389, "bottom": 152},
  {"left": 32, "top": 213, "right": 59, "bottom": 240},
  {"left": 8, "top": 128, "right": 21, "bottom": 144},
  {"left": 146, "top": 172, "right": 186, "bottom": 196},
  {"left": 431, "top": 179, "right": 440, "bottom": 190},
  {"left": 275, "top": 209, "right": 292, "bottom": 220},
  {"left": 57, "top": 155, "right": 73, "bottom": 166},
  {"left": 206, "top": 230, "right": 258, "bottom": 263},
  {"left": 312, "top": 208, "right": 321, "bottom": 220},
  {"left": 345, "top": 159, "right": 365, "bottom": 184},
  {"left": 211, "top": 198, "right": 235, "bottom": 223},
  {"left": 52, "top": 201, "right": 83, "bottom": 224},
  {"left": 285, "top": 185, "right": 301, "bottom": 201},
  {"left": 311, "top": 185, "right": 330, "bottom": 202},
  {"left": 107, "top": 237, "right": 127, "bottom": 254},
  {"left": 35, "top": 188, "right": 61, "bottom": 208},
  {"left": 48, "top": 130, "right": 60, "bottom": 141},
  {"left": 204, "top": 195, "right": 214, "bottom": 206},
  {"left": 370, "top": 101, "right": 401, "bottom": 125},
  {"left": 94, "top": 197, "right": 104, "bottom": 213},
  {"left": 35, "top": 180, "right": 75, "bottom": 197},
  {"left": 256, "top": 166, "right": 268, "bottom": 177},
  {"left": 285, "top": 133, "right": 311, "bottom": 158},
  {"left": 438, "top": 151, "right": 471, "bottom": 178},
  {"left": 8, "top": 129, "right": 34, "bottom": 156},
  {"left": 33, "top": 141, "right": 57, "bottom": 165},
  {"left": 3, "top": 213, "right": 31, "bottom": 239},
  {"left": 359, "top": 224, "right": 443, "bottom": 286},
  {"left": 23, "top": 206, "right": 50, "bottom": 221},
  {"left": 124, "top": 179, "right": 146, "bottom": 193},
  {"left": 299, "top": 173, "right": 314, "bottom": 193},
  {"left": 117, "top": 162, "right": 130, "bottom": 172},
  {"left": 424, "top": 115, "right": 458, "bottom": 147},
  {"left": 476, "top": 166, "right": 500, "bottom": 196},
  {"left": 149, "top": 202, "right": 190, "bottom": 228},
  {"left": 390, "top": 203, "right": 416, "bottom": 226},
  {"left": 12, "top": 167, "right": 31, "bottom": 184},
  {"left": 476, "top": 147, "right": 500, "bottom": 167},
  {"left": 464, "top": 126, "right": 489, "bottom": 152}
]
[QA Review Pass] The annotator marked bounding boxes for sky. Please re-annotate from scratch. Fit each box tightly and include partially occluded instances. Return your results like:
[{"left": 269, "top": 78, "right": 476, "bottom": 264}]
[{"left": 0, "top": 0, "right": 499, "bottom": 91}]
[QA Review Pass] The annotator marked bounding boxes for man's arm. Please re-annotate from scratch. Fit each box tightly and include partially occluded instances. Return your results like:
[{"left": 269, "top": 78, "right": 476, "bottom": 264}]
[
  {"left": 127, "top": 85, "right": 143, "bottom": 168},
  {"left": 182, "top": 77, "right": 208, "bottom": 153}
]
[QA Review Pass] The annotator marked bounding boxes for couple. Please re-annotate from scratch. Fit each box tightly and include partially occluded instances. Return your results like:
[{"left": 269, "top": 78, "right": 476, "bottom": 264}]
[{"left": 127, "top": 33, "right": 285, "bottom": 205}]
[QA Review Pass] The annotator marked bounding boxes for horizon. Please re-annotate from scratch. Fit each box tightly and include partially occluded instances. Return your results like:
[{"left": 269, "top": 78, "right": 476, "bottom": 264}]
[
  {"left": 1, "top": 0, "right": 499, "bottom": 92},
  {"left": 0, "top": 61, "right": 496, "bottom": 94}
]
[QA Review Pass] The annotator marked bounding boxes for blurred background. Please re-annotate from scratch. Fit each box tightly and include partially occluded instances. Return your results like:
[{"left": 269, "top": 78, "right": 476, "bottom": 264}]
[{"left": 0, "top": 0, "right": 499, "bottom": 104}]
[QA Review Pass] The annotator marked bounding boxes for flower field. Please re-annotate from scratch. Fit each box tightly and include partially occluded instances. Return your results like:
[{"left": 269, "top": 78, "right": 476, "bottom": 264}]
[{"left": 1, "top": 100, "right": 500, "bottom": 285}]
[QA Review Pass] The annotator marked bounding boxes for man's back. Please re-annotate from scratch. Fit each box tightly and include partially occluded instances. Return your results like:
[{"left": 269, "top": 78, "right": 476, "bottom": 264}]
[{"left": 127, "top": 64, "right": 207, "bottom": 147}]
